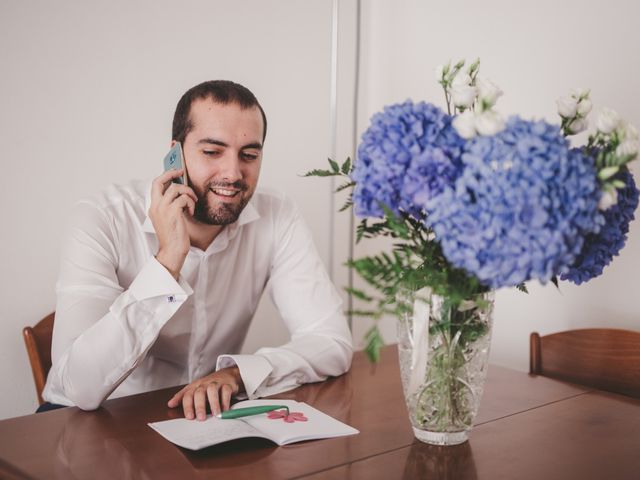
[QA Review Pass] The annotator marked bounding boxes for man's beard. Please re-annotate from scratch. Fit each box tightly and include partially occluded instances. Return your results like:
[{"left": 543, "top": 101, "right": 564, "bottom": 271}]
[{"left": 192, "top": 180, "right": 252, "bottom": 226}]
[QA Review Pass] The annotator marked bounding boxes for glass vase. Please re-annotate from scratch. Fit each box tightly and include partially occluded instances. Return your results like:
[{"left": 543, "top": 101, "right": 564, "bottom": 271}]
[{"left": 397, "top": 288, "right": 495, "bottom": 446}]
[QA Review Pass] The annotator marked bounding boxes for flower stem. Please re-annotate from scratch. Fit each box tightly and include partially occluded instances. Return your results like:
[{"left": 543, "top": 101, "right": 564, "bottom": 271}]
[{"left": 445, "top": 90, "right": 451, "bottom": 116}]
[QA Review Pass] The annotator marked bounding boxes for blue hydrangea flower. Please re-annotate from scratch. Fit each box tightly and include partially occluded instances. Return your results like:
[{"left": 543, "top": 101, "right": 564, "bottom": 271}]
[
  {"left": 426, "top": 117, "right": 603, "bottom": 289},
  {"left": 561, "top": 169, "right": 639, "bottom": 284},
  {"left": 352, "top": 100, "right": 465, "bottom": 218}
]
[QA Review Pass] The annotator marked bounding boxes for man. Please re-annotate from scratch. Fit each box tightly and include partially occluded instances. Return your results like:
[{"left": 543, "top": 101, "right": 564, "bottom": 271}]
[{"left": 42, "top": 80, "right": 352, "bottom": 421}]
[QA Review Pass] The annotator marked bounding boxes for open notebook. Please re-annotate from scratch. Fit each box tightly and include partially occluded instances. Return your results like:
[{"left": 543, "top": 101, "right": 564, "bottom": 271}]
[{"left": 148, "top": 399, "right": 359, "bottom": 450}]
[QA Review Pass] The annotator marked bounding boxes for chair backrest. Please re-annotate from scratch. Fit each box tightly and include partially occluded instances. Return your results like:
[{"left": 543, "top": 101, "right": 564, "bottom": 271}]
[
  {"left": 530, "top": 328, "right": 640, "bottom": 398},
  {"left": 22, "top": 312, "right": 55, "bottom": 405}
]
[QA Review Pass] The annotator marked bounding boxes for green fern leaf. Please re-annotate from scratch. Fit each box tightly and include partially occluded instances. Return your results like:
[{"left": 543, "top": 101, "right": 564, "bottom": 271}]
[
  {"left": 302, "top": 169, "right": 337, "bottom": 177},
  {"left": 341, "top": 157, "right": 352, "bottom": 175}
]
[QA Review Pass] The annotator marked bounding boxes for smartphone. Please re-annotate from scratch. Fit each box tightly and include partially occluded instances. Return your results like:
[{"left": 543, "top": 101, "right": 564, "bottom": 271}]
[{"left": 163, "top": 142, "right": 188, "bottom": 185}]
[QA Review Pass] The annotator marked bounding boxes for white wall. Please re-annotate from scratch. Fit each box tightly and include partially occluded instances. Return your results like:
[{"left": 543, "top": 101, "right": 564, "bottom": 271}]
[
  {"left": 0, "top": 0, "right": 336, "bottom": 419},
  {"left": 353, "top": 0, "right": 640, "bottom": 369}
]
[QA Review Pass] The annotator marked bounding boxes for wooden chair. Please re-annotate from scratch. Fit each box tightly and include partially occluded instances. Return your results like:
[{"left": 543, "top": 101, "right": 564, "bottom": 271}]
[
  {"left": 22, "top": 312, "right": 55, "bottom": 405},
  {"left": 530, "top": 328, "right": 640, "bottom": 398}
]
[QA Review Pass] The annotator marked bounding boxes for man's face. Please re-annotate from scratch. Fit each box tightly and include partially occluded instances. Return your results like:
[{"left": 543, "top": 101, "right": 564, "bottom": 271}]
[{"left": 180, "top": 98, "right": 264, "bottom": 226}]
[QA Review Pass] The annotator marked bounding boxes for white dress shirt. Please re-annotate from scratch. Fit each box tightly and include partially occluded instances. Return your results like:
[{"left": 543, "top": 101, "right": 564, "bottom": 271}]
[{"left": 42, "top": 180, "right": 352, "bottom": 410}]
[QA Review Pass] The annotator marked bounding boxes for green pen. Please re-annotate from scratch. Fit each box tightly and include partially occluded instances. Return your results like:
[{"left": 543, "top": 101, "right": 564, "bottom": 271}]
[{"left": 216, "top": 405, "right": 290, "bottom": 420}]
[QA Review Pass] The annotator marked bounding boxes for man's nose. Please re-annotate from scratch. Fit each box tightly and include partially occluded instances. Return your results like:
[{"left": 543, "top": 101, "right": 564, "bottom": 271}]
[{"left": 218, "top": 154, "right": 242, "bottom": 183}]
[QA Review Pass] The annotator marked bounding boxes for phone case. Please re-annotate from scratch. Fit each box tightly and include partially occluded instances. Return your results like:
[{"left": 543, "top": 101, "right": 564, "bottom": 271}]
[{"left": 163, "top": 143, "right": 188, "bottom": 185}]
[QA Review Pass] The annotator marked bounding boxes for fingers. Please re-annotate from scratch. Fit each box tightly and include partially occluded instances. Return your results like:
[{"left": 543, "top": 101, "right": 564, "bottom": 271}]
[
  {"left": 167, "top": 370, "right": 242, "bottom": 421},
  {"left": 151, "top": 171, "right": 198, "bottom": 206},
  {"left": 181, "top": 388, "right": 196, "bottom": 420},
  {"left": 193, "top": 386, "right": 208, "bottom": 421},
  {"left": 160, "top": 182, "right": 198, "bottom": 207},
  {"left": 152, "top": 169, "right": 185, "bottom": 204},
  {"left": 167, "top": 387, "right": 185, "bottom": 408},
  {"left": 168, "top": 382, "right": 223, "bottom": 420},
  {"left": 171, "top": 191, "right": 196, "bottom": 217},
  {"left": 148, "top": 178, "right": 197, "bottom": 233},
  {"left": 207, "top": 384, "right": 222, "bottom": 417},
  {"left": 220, "top": 384, "right": 233, "bottom": 412},
  {"left": 182, "top": 383, "right": 221, "bottom": 421}
]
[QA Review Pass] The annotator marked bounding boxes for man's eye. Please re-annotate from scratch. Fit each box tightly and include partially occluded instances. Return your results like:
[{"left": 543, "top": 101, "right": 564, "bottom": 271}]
[
  {"left": 203, "top": 150, "right": 221, "bottom": 156},
  {"left": 242, "top": 152, "right": 258, "bottom": 161}
]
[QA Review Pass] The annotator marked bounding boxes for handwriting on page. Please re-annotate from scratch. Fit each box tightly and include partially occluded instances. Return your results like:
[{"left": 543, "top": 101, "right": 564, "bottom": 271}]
[{"left": 150, "top": 417, "right": 264, "bottom": 450}]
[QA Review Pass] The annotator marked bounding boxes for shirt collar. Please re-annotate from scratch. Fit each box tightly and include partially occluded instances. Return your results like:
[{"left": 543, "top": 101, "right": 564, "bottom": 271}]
[{"left": 141, "top": 181, "right": 261, "bottom": 234}]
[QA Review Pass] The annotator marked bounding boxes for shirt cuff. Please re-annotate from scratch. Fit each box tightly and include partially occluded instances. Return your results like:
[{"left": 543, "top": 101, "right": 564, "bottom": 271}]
[
  {"left": 128, "top": 256, "right": 193, "bottom": 301},
  {"left": 216, "top": 354, "right": 273, "bottom": 399}
]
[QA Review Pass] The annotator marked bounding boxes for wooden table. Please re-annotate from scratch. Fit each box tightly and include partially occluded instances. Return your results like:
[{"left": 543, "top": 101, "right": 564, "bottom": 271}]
[{"left": 1, "top": 346, "right": 639, "bottom": 479}]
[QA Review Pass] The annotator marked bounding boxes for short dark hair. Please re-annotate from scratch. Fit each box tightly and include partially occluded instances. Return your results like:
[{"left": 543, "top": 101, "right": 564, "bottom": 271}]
[{"left": 172, "top": 80, "right": 267, "bottom": 144}]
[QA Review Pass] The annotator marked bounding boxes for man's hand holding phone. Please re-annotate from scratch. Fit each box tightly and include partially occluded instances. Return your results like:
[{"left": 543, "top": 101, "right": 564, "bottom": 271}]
[{"left": 149, "top": 168, "right": 198, "bottom": 280}]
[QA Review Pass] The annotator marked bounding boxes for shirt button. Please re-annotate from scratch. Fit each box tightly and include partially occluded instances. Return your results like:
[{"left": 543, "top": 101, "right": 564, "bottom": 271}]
[{"left": 167, "top": 295, "right": 176, "bottom": 303}]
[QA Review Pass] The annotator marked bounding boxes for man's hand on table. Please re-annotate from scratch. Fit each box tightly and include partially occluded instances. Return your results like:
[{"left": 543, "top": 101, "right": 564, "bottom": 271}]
[{"left": 167, "top": 367, "right": 246, "bottom": 420}]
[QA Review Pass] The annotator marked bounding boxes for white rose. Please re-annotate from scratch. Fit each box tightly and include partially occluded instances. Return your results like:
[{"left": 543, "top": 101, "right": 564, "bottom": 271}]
[
  {"left": 616, "top": 139, "right": 640, "bottom": 158},
  {"left": 476, "top": 76, "right": 503, "bottom": 108},
  {"left": 596, "top": 108, "right": 621, "bottom": 134},
  {"left": 598, "top": 189, "right": 618, "bottom": 211},
  {"left": 570, "top": 87, "right": 590, "bottom": 100},
  {"left": 475, "top": 110, "right": 505, "bottom": 136},
  {"left": 451, "top": 85, "right": 477, "bottom": 108},
  {"left": 556, "top": 96, "right": 578, "bottom": 118},
  {"left": 452, "top": 72, "right": 472, "bottom": 87},
  {"left": 568, "top": 118, "right": 588, "bottom": 134},
  {"left": 620, "top": 121, "right": 639, "bottom": 141},
  {"left": 577, "top": 98, "right": 592, "bottom": 116},
  {"left": 452, "top": 111, "right": 477, "bottom": 139}
]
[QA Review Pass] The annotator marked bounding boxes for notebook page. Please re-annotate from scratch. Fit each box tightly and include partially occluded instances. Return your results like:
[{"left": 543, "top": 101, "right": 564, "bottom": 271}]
[
  {"left": 148, "top": 416, "right": 268, "bottom": 450},
  {"left": 237, "top": 399, "right": 359, "bottom": 445}
]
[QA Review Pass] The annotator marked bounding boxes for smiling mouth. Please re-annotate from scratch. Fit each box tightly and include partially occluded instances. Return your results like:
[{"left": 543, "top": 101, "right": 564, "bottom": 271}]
[{"left": 210, "top": 187, "right": 240, "bottom": 198}]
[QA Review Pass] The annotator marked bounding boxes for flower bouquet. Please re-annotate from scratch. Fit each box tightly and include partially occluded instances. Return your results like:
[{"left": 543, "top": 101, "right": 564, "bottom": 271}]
[{"left": 306, "top": 59, "right": 639, "bottom": 445}]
